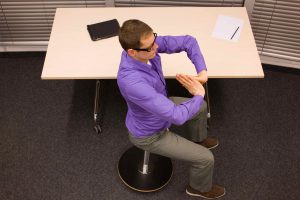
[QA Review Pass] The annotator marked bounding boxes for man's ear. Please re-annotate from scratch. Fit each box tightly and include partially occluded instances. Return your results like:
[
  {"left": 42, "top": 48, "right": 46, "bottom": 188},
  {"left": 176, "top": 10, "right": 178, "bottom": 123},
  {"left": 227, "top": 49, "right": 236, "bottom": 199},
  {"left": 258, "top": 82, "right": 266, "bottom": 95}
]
[{"left": 127, "top": 49, "right": 136, "bottom": 57}]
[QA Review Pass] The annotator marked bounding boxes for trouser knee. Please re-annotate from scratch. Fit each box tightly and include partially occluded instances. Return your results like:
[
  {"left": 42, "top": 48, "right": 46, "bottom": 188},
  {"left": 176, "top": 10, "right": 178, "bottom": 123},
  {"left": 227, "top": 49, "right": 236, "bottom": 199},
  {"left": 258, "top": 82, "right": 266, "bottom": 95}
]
[
  {"left": 199, "top": 100, "right": 207, "bottom": 113},
  {"left": 195, "top": 150, "right": 214, "bottom": 168},
  {"left": 206, "top": 152, "right": 214, "bottom": 167},
  {"left": 191, "top": 100, "right": 207, "bottom": 120}
]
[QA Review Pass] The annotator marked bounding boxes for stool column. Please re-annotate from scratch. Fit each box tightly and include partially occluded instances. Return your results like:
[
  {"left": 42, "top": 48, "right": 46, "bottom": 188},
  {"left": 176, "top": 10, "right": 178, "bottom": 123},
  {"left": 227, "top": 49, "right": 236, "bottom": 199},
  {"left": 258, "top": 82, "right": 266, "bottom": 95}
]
[
  {"left": 142, "top": 151, "right": 150, "bottom": 174},
  {"left": 118, "top": 146, "right": 173, "bottom": 192}
]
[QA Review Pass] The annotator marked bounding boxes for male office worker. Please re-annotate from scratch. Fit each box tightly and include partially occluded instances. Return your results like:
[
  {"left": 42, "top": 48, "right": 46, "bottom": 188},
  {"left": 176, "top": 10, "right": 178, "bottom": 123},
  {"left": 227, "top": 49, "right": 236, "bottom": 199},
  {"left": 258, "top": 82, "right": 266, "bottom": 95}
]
[{"left": 117, "top": 19, "right": 225, "bottom": 199}]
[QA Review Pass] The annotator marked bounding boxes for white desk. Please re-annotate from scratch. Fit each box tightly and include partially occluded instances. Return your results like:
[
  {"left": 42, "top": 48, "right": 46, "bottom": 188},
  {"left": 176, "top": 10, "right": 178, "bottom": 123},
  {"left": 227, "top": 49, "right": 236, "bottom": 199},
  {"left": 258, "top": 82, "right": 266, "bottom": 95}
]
[{"left": 41, "top": 7, "right": 264, "bottom": 79}]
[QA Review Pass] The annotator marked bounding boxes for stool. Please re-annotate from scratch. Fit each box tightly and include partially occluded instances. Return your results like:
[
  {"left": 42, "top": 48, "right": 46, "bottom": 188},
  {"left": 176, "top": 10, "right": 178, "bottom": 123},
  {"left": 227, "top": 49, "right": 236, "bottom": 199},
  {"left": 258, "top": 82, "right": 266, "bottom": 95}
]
[{"left": 118, "top": 146, "right": 173, "bottom": 192}]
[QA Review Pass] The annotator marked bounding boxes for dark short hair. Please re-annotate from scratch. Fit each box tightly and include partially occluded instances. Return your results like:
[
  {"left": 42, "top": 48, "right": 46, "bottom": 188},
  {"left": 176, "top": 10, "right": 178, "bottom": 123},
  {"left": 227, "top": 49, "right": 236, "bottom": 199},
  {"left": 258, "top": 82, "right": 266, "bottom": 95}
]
[{"left": 118, "top": 19, "right": 153, "bottom": 51}]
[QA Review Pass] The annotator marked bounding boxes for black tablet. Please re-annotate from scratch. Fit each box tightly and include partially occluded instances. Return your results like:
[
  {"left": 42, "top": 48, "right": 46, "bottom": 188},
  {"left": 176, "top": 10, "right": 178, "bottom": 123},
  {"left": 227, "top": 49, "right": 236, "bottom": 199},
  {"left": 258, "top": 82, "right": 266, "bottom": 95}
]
[{"left": 87, "top": 19, "right": 120, "bottom": 41}]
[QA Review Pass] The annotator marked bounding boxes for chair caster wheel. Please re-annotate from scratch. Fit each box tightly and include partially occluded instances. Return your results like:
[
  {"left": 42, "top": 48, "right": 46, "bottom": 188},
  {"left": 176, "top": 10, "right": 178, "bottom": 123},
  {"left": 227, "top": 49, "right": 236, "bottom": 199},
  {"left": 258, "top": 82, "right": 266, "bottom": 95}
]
[{"left": 94, "top": 124, "right": 102, "bottom": 134}]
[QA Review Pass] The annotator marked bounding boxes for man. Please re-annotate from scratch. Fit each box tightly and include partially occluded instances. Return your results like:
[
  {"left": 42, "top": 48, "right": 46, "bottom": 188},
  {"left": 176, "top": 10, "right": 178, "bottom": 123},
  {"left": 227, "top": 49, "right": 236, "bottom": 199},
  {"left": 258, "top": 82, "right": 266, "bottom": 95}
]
[{"left": 117, "top": 19, "right": 225, "bottom": 199}]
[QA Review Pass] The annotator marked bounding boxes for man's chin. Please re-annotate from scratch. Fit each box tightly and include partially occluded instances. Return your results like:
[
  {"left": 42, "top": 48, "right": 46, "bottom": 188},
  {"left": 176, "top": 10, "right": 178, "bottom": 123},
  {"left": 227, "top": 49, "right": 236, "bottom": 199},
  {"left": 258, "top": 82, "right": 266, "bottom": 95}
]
[{"left": 150, "top": 52, "right": 156, "bottom": 59}]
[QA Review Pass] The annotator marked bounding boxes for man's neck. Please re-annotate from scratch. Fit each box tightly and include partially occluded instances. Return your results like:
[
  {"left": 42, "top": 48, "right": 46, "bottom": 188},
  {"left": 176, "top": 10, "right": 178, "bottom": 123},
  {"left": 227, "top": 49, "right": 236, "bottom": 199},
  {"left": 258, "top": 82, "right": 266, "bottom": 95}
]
[{"left": 131, "top": 55, "right": 148, "bottom": 64}]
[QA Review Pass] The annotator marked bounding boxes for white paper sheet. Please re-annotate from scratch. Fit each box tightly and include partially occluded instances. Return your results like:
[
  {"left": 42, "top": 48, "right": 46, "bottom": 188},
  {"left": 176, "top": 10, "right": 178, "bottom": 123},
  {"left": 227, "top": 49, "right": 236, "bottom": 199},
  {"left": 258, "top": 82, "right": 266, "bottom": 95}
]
[{"left": 212, "top": 15, "right": 244, "bottom": 42}]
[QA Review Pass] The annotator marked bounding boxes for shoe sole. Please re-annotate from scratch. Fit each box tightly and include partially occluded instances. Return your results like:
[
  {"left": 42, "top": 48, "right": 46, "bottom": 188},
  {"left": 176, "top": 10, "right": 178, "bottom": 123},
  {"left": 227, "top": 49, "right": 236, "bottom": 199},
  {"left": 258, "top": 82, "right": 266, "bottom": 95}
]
[
  {"left": 186, "top": 188, "right": 225, "bottom": 199},
  {"left": 207, "top": 142, "right": 219, "bottom": 150}
]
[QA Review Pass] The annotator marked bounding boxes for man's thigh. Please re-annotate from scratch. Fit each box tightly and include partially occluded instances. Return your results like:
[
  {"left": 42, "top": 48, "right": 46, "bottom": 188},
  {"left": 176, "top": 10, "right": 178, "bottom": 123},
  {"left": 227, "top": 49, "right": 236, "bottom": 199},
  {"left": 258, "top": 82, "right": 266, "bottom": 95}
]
[{"left": 145, "top": 130, "right": 213, "bottom": 164}]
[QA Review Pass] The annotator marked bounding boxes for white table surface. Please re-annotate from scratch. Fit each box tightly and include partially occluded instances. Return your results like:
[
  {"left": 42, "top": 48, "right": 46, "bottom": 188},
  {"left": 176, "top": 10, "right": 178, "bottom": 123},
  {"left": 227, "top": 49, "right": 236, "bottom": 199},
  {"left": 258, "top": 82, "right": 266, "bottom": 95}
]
[{"left": 41, "top": 7, "right": 264, "bottom": 79}]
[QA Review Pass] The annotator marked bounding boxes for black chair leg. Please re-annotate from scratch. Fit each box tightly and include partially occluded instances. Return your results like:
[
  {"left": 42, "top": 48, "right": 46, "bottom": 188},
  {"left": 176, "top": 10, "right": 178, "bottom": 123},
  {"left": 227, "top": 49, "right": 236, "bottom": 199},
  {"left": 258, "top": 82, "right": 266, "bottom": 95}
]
[{"left": 204, "top": 82, "right": 211, "bottom": 128}]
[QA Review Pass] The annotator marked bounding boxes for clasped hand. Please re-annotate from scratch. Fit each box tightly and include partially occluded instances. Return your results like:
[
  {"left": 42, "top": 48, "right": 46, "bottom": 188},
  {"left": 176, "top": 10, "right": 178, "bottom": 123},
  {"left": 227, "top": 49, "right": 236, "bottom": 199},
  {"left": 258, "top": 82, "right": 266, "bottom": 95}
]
[
  {"left": 194, "top": 70, "right": 208, "bottom": 85},
  {"left": 176, "top": 73, "right": 205, "bottom": 97}
]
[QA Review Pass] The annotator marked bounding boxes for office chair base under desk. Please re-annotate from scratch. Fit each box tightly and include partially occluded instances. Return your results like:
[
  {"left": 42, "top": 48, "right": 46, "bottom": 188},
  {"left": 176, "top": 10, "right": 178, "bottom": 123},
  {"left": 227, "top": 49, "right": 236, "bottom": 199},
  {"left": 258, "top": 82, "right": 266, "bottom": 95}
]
[{"left": 118, "top": 146, "right": 173, "bottom": 192}]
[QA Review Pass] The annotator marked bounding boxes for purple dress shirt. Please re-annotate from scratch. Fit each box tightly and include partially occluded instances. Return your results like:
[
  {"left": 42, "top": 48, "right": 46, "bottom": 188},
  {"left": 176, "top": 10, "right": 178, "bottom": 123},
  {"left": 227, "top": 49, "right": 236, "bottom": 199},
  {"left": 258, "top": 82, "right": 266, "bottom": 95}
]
[{"left": 117, "top": 35, "right": 207, "bottom": 137}]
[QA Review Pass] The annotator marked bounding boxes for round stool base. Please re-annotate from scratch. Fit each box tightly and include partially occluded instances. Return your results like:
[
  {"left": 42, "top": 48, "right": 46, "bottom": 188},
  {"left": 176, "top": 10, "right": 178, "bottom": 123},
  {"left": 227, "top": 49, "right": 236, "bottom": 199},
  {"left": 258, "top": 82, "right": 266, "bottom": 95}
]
[{"left": 118, "top": 146, "right": 173, "bottom": 192}]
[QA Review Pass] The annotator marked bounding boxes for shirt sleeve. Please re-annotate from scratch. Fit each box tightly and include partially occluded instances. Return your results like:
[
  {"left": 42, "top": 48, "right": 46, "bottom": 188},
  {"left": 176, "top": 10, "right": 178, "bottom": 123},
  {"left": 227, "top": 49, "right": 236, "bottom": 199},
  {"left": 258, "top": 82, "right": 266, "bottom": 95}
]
[
  {"left": 156, "top": 35, "right": 207, "bottom": 73},
  {"left": 123, "top": 77, "right": 204, "bottom": 125}
]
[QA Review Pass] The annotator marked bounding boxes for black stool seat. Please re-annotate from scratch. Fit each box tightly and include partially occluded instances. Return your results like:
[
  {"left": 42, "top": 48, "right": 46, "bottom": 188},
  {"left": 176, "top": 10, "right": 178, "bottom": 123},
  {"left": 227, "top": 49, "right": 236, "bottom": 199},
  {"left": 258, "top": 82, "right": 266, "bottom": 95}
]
[{"left": 118, "top": 146, "right": 173, "bottom": 192}]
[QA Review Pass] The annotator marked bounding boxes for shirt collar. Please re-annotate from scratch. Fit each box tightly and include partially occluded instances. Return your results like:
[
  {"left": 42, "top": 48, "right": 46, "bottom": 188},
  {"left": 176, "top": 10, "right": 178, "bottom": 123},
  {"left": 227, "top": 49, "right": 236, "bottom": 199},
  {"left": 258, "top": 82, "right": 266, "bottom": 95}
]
[{"left": 122, "top": 51, "right": 155, "bottom": 73}]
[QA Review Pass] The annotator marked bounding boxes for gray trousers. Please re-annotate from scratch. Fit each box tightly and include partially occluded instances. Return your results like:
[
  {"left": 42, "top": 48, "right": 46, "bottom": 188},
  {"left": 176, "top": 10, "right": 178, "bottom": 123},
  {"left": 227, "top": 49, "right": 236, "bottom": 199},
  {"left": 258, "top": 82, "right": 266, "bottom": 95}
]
[{"left": 129, "top": 97, "right": 214, "bottom": 192}]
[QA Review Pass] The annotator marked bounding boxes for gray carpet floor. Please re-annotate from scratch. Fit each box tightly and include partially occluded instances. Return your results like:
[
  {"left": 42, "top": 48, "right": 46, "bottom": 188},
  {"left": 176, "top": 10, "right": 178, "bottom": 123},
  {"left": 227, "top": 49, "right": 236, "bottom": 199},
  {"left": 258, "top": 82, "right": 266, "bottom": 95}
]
[{"left": 0, "top": 52, "right": 299, "bottom": 200}]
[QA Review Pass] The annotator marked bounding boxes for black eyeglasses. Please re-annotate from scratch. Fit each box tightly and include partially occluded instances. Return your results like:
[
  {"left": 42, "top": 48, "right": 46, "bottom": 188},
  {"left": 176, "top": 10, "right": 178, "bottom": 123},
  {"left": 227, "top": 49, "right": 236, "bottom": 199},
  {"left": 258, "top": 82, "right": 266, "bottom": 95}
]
[{"left": 133, "top": 33, "right": 157, "bottom": 52}]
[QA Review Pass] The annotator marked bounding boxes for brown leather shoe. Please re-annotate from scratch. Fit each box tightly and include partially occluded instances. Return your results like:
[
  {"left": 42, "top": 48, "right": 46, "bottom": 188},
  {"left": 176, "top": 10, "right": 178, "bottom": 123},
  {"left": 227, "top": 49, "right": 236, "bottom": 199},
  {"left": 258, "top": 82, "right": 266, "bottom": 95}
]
[
  {"left": 197, "top": 138, "right": 219, "bottom": 149},
  {"left": 186, "top": 185, "right": 225, "bottom": 199}
]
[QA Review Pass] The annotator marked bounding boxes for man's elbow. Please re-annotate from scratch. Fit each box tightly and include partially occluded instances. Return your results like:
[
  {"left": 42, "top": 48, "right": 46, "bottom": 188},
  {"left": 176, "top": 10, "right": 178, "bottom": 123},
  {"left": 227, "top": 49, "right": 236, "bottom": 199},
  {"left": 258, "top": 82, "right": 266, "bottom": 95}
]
[
  {"left": 185, "top": 35, "right": 196, "bottom": 42},
  {"left": 171, "top": 117, "right": 186, "bottom": 126}
]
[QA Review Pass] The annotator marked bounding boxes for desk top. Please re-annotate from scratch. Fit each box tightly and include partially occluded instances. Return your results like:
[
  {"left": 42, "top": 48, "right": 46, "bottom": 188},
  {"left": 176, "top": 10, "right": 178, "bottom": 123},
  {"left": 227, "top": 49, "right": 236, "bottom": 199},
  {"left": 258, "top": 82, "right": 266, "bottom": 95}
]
[{"left": 41, "top": 7, "right": 264, "bottom": 79}]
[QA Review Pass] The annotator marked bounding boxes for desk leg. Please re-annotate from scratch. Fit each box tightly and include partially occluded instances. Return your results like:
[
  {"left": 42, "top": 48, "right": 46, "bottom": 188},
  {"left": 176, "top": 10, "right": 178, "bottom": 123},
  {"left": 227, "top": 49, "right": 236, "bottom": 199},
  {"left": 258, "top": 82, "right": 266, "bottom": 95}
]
[
  {"left": 94, "top": 80, "right": 102, "bottom": 133},
  {"left": 205, "top": 82, "right": 211, "bottom": 128}
]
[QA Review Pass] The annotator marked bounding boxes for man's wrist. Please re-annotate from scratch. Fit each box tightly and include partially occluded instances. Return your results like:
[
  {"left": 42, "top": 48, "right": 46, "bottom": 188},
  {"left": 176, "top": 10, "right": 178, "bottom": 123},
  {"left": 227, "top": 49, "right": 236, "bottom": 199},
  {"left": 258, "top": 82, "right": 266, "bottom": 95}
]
[{"left": 194, "top": 93, "right": 204, "bottom": 97}]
